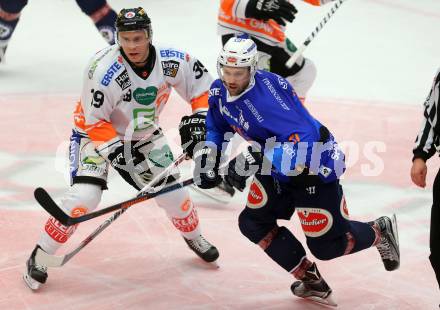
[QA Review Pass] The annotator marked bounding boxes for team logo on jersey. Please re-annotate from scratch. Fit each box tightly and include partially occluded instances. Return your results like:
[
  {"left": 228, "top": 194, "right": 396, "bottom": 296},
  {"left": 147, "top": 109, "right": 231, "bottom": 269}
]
[
  {"left": 161, "top": 60, "right": 180, "bottom": 77},
  {"left": 133, "top": 86, "right": 157, "bottom": 105},
  {"left": 247, "top": 178, "right": 267, "bottom": 209},
  {"left": 296, "top": 208, "right": 333, "bottom": 238},
  {"left": 115, "top": 70, "right": 131, "bottom": 90}
]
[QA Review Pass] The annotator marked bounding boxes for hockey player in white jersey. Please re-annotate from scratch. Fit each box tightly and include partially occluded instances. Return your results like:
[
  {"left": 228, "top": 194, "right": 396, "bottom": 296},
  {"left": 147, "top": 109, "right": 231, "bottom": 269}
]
[{"left": 23, "top": 7, "right": 219, "bottom": 290}]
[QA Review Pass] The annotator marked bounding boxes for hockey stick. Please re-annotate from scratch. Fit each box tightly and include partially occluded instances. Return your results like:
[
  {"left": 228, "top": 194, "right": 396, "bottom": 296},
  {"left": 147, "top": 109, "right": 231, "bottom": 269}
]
[
  {"left": 34, "top": 153, "right": 190, "bottom": 226},
  {"left": 34, "top": 153, "right": 189, "bottom": 267},
  {"left": 285, "top": 0, "right": 346, "bottom": 68}
]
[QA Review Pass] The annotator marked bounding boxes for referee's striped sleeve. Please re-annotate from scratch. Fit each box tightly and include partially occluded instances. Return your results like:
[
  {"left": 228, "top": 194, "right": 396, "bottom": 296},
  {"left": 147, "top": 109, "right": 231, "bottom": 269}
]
[{"left": 413, "top": 68, "right": 440, "bottom": 161}]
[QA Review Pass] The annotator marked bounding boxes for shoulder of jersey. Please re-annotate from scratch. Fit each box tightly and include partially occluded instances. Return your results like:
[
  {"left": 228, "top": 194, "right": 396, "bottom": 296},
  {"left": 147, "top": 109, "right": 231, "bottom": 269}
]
[
  {"left": 86, "top": 45, "right": 126, "bottom": 86},
  {"left": 256, "top": 70, "right": 291, "bottom": 91}
]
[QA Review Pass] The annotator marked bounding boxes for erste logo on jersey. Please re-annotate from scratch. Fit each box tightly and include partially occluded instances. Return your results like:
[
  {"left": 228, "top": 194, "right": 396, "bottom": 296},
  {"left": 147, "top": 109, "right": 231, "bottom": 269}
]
[
  {"left": 101, "top": 57, "right": 123, "bottom": 86},
  {"left": 209, "top": 88, "right": 220, "bottom": 98},
  {"left": 115, "top": 70, "right": 131, "bottom": 90},
  {"left": 161, "top": 60, "right": 180, "bottom": 77},
  {"left": 160, "top": 49, "right": 185, "bottom": 60}
]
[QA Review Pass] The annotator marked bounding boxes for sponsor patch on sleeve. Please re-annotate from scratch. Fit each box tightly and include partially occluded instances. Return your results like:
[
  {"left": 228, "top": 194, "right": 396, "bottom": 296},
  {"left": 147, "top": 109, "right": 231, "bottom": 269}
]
[{"left": 161, "top": 60, "right": 180, "bottom": 77}]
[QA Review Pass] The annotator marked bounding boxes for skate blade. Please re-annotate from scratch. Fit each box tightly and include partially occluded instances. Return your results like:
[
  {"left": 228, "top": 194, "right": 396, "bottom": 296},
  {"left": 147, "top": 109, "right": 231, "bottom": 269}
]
[
  {"left": 23, "top": 273, "right": 41, "bottom": 291},
  {"left": 208, "top": 260, "right": 220, "bottom": 269},
  {"left": 303, "top": 293, "right": 338, "bottom": 307},
  {"left": 391, "top": 214, "right": 399, "bottom": 248}
]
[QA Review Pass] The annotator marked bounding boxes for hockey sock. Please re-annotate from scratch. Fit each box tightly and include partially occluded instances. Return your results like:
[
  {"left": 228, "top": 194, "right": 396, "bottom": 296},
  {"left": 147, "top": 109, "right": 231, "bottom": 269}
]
[
  {"left": 0, "top": 8, "right": 21, "bottom": 45},
  {"left": 76, "top": 0, "right": 116, "bottom": 44},
  {"left": 157, "top": 187, "right": 202, "bottom": 240},
  {"left": 93, "top": 8, "right": 117, "bottom": 45},
  {"left": 346, "top": 220, "right": 376, "bottom": 253},
  {"left": 37, "top": 183, "right": 102, "bottom": 254},
  {"left": 291, "top": 256, "right": 313, "bottom": 280},
  {"left": 261, "top": 226, "right": 307, "bottom": 272}
]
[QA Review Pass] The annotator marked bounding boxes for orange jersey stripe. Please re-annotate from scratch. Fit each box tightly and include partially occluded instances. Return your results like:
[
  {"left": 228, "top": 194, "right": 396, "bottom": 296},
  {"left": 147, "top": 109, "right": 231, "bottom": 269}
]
[
  {"left": 303, "top": 0, "right": 323, "bottom": 6},
  {"left": 73, "top": 101, "right": 118, "bottom": 146},
  {"left": 73, "top": 101, "right": 86, "bottom": 130},
  {"left": 218, "top": 0, "right": 285, "bottom": 43},
  {"left": 191, "top": 91, "right": 209, "bottom": 112},
  {"left": 84, "top": 120, "right": 118, "bottom": 146}
]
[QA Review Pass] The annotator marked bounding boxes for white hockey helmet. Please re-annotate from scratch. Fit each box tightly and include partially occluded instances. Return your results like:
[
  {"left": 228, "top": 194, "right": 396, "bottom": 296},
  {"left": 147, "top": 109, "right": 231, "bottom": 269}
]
[{"left": 217, "top": 37, "right": 258, "bottom": 79}]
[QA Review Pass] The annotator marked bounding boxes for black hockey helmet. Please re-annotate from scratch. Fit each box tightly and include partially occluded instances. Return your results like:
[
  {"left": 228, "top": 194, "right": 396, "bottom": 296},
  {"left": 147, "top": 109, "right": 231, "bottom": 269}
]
[{"left": 115, "top": 7, "right": 152, "bottom": 38}]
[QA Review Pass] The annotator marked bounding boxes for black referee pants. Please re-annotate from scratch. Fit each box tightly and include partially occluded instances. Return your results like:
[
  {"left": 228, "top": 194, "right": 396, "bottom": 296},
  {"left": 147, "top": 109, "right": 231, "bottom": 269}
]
[{"left": 431, "top": 170, "right": 440, "bottom": 290}]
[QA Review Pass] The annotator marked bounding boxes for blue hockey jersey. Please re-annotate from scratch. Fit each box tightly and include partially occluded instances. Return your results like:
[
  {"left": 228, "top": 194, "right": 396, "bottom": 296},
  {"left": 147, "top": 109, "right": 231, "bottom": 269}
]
[{"left": 206, "top": 70, "right": 346, "bottom": 183}]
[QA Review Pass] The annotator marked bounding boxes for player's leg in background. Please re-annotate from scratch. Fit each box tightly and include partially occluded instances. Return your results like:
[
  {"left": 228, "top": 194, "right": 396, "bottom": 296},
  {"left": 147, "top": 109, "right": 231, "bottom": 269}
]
[
  {"left": 430, "top": 169, "right": 440, "bottom": 290},
  {"left": 75, "top": 0, "right": 117, "bottom": 45},
  {"left": 0, "top": 0, "right": 28, "bottom": 63},
  {"left": 23, "top": 130, "right": 107, "bottom": 290},
  {"left": 134, "top": 134, "right": 219, "bottom": 263}
]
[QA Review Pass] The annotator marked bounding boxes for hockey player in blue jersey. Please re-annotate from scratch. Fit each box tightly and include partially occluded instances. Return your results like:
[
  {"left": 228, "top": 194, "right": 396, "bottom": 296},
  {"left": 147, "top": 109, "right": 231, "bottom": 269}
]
[{"left": 193, "top": 37, "right": 400, "bottom": 306}]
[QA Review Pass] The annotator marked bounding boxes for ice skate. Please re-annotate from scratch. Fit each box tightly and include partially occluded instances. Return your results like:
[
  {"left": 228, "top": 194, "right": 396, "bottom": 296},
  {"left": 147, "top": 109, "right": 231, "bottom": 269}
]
[
  {"left": 372, "top": 214, "right": 400, "bottom": 271},
  {"left": 23, "top": 245, "right": 48, "bottom": 290},
  {"left": 291, "top": 262, "right": 337, "bottom": 307},
  {"left": 184, "top": 235, "right": 219, "bottom": 266}
]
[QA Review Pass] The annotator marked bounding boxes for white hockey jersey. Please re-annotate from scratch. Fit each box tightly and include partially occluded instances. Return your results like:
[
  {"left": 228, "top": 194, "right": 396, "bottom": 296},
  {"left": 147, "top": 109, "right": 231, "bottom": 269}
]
[{"left": 73, "top": 44, "right": 212, "bottom": 159}]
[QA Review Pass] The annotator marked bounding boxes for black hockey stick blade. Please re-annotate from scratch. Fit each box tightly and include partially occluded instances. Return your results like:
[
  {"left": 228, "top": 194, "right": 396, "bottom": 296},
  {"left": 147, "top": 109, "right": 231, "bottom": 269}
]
[
  {"left": 34, "top": 187, "right": 71, "bottom": 224},
  {"left": 34, "top": 178, "right": 194, "bottom": 226}
]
